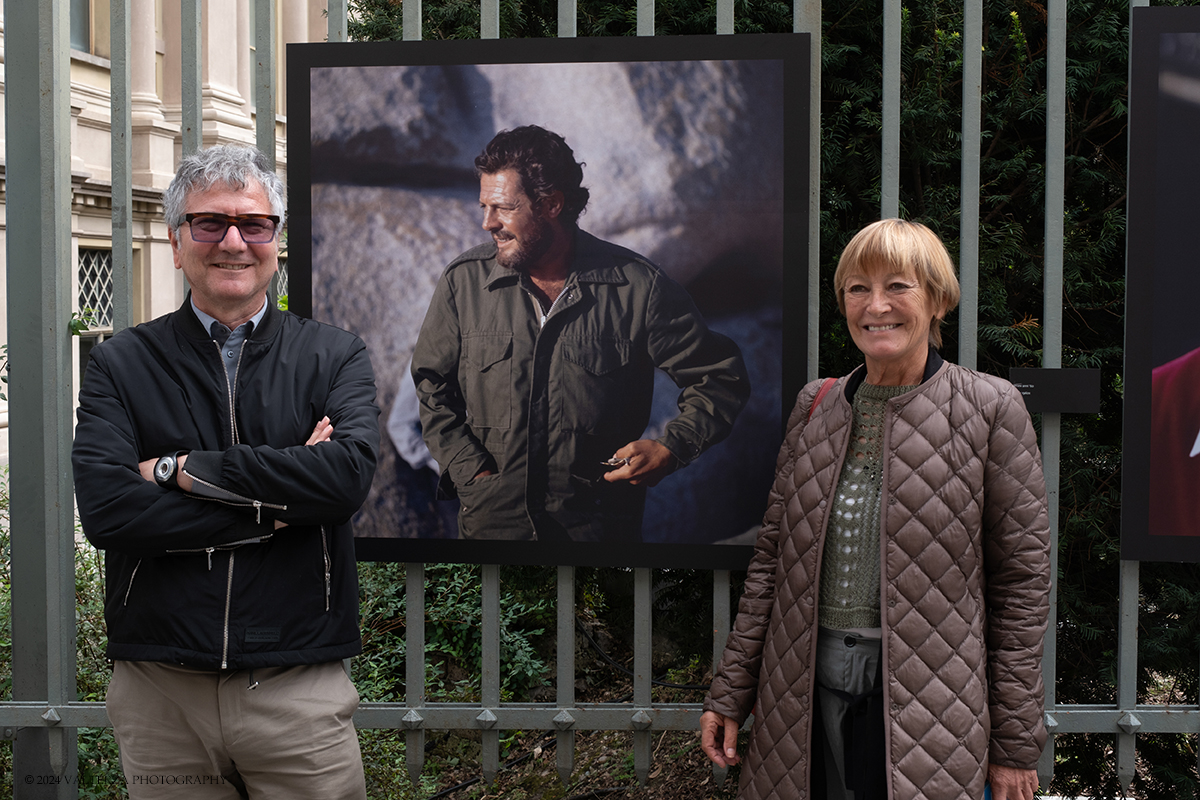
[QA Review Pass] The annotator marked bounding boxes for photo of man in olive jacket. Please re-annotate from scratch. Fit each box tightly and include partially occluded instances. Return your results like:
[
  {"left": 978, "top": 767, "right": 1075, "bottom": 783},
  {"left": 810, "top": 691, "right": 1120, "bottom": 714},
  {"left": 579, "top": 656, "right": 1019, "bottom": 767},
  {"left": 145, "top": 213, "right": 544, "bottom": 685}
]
[{"left": 411, "top": 125, "right": 750, "bottom": 542}]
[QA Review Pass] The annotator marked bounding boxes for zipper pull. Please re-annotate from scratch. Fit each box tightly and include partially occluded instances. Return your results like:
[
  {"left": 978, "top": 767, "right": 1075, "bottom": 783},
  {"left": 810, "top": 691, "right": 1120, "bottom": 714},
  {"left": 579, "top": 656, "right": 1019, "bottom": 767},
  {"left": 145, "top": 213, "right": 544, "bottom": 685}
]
[
  {"left": 206, "top": 547, "right": 214, "bottom": 570},
  {"left": 253, "top": 500, "right": 262, "bottom": 525}
]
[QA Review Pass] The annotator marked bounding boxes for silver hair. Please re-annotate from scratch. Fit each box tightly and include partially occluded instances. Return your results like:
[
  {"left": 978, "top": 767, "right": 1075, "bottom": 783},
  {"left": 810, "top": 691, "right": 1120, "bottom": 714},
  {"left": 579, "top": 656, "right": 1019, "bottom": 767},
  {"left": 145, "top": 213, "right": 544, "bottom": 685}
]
[{"left": 163, "top": 144, "right": 286, "bottom": 234}]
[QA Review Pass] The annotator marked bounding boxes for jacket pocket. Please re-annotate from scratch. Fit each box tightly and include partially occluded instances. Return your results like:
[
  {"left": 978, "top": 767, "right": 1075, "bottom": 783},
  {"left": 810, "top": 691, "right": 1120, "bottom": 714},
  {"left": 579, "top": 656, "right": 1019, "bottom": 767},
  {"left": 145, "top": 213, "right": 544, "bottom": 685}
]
[
  {"left": 562, "top": 337, "right": 632, "bottom": 376},
  {"left": 462, "top": 333, "right": 513, "bottom": 429},
  {"left": 123, "top": 559, "right": 143, "bottom": 606},
  {"left": 558, "top": 337, "right": 638, "bottom": 433},
  {"left": 457, "top": 471, "right": 531, "bottom": 540}
]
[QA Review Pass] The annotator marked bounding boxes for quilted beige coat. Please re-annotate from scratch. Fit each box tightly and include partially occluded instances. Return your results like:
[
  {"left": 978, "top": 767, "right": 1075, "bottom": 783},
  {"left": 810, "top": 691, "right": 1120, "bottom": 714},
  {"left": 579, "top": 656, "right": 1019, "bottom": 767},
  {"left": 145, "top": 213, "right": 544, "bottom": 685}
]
[{"left": 704, "top": 359, "right": 1051, "bottom": 800}]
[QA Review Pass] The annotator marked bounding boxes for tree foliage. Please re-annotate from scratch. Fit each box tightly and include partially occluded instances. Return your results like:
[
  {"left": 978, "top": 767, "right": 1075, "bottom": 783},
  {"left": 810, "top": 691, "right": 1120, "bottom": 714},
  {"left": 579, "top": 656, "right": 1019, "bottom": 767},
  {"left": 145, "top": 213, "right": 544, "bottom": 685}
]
[{"left": 344, "top": 0, "right": 1200, "bottom": 796}]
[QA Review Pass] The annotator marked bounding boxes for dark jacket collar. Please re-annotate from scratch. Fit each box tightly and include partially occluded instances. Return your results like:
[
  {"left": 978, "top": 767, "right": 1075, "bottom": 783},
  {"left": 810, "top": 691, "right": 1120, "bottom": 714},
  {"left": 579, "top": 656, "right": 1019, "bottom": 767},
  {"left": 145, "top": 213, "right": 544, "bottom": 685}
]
[
  {"left": 843, "top": 345, "right": 945, "bottom": 400},
  {"left": 172, "top": 292, "right": 282, "bottom": 343}
]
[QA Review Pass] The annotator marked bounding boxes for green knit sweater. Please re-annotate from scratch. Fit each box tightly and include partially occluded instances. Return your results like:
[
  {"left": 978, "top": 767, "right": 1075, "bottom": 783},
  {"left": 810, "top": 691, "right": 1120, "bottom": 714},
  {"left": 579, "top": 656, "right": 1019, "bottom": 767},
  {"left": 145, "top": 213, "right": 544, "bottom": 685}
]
[{"left": 818, "top": 381, "right": 915, "bottom": 631}]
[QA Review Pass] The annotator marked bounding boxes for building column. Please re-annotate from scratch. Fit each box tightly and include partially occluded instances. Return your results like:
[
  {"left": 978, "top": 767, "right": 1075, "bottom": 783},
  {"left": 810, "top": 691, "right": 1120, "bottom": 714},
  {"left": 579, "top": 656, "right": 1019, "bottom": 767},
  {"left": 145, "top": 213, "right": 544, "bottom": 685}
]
[
  {"left": 280, "top": 0, "right": 308, "bottom": 117},
  {"left": 237, "top": 0, "right": 252, "bottom": 121},
  {"left": 204, "top": 0, "right": 254, "bottom": 143},
  {"left": 130, "top": 0, "right": 177, "bottom": 188}
]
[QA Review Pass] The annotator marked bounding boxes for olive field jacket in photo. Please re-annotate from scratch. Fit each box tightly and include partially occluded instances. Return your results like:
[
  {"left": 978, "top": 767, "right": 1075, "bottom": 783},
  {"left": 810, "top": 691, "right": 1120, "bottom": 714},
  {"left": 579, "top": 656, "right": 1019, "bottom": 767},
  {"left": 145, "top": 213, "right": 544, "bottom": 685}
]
[{"left": 412, "top": 230, "right": 750, "bottom": 542}]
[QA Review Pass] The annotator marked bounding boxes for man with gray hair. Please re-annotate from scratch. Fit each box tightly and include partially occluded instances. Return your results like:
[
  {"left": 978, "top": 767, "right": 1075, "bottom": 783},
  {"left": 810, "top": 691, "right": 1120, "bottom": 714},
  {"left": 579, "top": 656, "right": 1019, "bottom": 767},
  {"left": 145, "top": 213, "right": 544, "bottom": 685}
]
[{"left": 72, "top": 144, "right": 379, "bottom": 799}]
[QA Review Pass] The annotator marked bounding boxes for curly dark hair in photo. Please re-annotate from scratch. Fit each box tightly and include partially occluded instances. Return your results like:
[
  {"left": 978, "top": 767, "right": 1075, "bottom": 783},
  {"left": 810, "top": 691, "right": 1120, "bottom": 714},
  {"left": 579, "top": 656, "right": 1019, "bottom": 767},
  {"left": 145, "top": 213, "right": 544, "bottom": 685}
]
[{"left": 475, "top": 125, "right": 590, "bottom": 226}]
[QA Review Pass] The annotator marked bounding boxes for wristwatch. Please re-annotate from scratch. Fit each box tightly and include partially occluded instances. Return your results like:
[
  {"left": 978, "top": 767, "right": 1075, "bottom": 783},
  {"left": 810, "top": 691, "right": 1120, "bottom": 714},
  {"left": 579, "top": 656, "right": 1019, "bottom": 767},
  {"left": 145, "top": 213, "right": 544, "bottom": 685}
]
[{"left": 153, "top": 451, "right": 187, "bottom": 489}]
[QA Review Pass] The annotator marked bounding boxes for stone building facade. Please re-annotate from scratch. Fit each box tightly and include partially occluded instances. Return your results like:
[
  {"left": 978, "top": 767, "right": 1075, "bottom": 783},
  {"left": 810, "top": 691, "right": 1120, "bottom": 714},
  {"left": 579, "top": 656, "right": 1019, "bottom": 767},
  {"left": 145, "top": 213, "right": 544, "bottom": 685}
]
[{"left": 0, "top": 0, "right": 330, "bottom": 461}]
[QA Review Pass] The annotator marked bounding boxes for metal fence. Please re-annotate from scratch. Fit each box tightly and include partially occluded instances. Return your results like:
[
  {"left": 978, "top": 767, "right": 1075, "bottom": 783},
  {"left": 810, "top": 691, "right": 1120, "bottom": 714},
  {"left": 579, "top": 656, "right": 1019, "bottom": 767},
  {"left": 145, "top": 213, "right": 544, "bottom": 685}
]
[{"left": 2, "top": 0, "right": 1194, "bottom": 797}]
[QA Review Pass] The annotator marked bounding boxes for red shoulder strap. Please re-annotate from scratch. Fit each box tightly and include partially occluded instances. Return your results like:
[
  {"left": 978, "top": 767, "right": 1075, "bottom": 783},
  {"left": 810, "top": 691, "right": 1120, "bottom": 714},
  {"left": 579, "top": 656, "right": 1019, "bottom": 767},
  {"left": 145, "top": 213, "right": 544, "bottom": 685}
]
[{"left": 808, "top": 377, "right": 837, "bottom": 421}]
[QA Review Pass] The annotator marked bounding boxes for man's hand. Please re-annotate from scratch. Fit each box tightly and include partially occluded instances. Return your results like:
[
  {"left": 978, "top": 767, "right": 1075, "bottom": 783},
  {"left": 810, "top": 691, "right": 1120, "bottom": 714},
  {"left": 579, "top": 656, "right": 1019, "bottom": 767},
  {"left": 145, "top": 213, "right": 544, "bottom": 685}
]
[
  {"left": 699, "top": 710, "right": 741, "bottom": 768},
  {"left": 987, "top": 764, "right": 1039, "bottom": 800},
  {"left": 306, "top": 416, "right": 333, "bottom": 445},
  {"left": 601, "top": 440, "right": 675, "bottom": 486}
]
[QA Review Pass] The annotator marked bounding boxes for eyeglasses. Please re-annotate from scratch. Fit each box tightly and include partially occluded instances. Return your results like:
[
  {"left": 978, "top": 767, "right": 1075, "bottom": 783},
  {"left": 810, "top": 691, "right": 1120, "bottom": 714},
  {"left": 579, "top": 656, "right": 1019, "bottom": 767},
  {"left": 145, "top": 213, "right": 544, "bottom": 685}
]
[{"left": 183, "top": 213, "right": 280, "bottom": 244}]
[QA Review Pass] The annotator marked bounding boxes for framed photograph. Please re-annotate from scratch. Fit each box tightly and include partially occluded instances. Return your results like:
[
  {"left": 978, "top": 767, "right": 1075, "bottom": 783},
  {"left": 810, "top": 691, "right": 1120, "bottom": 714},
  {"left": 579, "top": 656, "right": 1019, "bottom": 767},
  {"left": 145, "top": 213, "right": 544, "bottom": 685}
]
[
  {"left": 1123, "top": 7, "right": 1200, "bottom": 562},
  {"left": 286, "top": 33, "right": 809, "bottom": 568}
]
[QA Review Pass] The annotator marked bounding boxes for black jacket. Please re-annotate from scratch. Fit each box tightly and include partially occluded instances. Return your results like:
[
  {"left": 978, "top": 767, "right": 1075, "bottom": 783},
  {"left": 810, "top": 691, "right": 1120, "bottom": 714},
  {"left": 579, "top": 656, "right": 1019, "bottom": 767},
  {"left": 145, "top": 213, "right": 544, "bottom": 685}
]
[{"left": 72, "top": 297, "right": 379, "bottom": 669}]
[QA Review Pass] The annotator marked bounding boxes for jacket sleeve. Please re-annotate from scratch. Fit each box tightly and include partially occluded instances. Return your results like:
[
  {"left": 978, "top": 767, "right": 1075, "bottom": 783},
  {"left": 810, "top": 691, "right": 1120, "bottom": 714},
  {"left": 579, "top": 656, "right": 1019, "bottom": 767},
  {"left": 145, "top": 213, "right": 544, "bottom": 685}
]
[
  {"left": 704, "top": 379, "right": 823, "bottom": 723},
  {"left": 411, "top": 269, "right": 493, "bottom": 496},
  {"left": 646, "top": 271, "right": 751, "bottom": 466},
  {"left": 181, "top": 334, "right": 380, "bottom": 526},
  {"left": 73, "top": 350, "right": 262, "bottom": 557},
  {"left": 981, "top": 381, "right": 1052, "bottom": 769},
  {"left": 72, "top": 332, "right": 380, "bottom": 557}
]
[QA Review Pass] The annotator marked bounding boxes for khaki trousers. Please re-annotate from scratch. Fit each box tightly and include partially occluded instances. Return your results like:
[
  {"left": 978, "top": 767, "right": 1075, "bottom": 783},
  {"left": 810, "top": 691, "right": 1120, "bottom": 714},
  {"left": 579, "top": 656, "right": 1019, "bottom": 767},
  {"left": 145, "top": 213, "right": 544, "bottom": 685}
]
[{"left": 106, "top": 660, "right": 367, "bottom": 800}]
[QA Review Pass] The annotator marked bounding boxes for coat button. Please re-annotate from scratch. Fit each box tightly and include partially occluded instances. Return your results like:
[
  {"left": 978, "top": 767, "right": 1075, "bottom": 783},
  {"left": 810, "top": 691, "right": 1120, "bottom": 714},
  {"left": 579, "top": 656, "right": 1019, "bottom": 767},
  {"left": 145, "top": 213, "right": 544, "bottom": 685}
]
[{"left": 844, "top": 635, "right": 856, "bottom": 648}]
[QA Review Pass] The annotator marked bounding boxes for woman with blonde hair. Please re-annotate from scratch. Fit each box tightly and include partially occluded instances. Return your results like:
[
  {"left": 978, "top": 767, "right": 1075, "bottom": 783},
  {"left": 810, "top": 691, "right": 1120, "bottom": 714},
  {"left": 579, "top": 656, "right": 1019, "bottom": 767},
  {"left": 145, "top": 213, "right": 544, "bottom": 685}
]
[{"left": 701, "top": 219, "right": 1051, "bottom": 800}]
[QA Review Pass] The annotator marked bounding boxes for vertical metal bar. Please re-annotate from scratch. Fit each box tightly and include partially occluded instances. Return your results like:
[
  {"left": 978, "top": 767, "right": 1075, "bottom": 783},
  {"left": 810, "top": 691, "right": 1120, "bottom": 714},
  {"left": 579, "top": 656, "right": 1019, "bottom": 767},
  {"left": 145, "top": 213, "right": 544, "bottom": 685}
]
[
  {"left": 796, "top": 0, "right": 821, "bottom": 381},
  {"left": 958, "top": 0, "right": 982, "bottom": 370},
  {"left": 711, "top": 570, "right": 731, "bottom": 783},
  {"left": 716, "top": 0, "right": 733, "bottom": 35},
  {"left": 633, "top": 568, "right": 653, "bottom": 784},
  {"left": 6, "top": 0, "right": 79, "bottom": 794},
  {"left": 1044, "top": 0, "right": 1065, "bottom": 372},
  {"left": 404, "top": 0, "right": 423, "bottom": 41},
  {"left": 637, "top": 0, "right": 654, "bottom": 36},
  {"left": 556, "top": 566, "right": 576, "bottom": 783},
  {"left": 404, "top": 563, "right": 426, "bottom": 783},
  {"left": 327, "top": 0, "right": 348, "bottom": 43},
  {"left": 1116, "top": 560, "right": 1139, "bottom": 793},
  {"left": 1039, "top": 0, "right": 1067, "bottom": 787},
  {"left": 557, "top": 0, "right": 576, "bottom": 38},
  {"left": 1043, "top": 0, "right": 1067, "bottom": 778},
  {"left": 481, "top": 564, "right": 501, "bottom": 784},
  {"left": 254, "top": 0, "right": 276, "bottom": 166},
  {"left": 481, "top": 0, "right": 499, "bottom": 39},
  {"left": 1037, "top": 411, "right": 1060, "bottom": 790},
  {"left": 880, "top": 0, "right": 901, "bottom": 218},
  {"left": 181, "top": 0, "right": 203, "bottom": 155},
  {"left": 111, "top": 0, "right": 134, "bottom": 335}
]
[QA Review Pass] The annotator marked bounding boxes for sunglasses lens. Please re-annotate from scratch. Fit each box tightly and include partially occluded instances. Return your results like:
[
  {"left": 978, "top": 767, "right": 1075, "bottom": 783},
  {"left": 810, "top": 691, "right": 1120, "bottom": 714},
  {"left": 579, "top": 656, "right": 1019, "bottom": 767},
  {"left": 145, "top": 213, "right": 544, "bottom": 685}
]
[
  {"left": 188, "top": 215, "right": 277, "bottom": 243},
  {"left": 190, "top": 216, "right": 229, "bottom": 242},
  {"left": 237, "top": 219, "right": 275, "bottom": 243}
]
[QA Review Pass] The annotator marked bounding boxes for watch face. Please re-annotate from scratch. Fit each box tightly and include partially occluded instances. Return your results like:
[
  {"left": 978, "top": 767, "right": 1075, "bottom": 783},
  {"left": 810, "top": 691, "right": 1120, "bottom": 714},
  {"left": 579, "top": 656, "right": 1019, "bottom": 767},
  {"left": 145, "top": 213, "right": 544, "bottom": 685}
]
[{"left": 155, "top": 457, "right": 174, "bottom": 482}]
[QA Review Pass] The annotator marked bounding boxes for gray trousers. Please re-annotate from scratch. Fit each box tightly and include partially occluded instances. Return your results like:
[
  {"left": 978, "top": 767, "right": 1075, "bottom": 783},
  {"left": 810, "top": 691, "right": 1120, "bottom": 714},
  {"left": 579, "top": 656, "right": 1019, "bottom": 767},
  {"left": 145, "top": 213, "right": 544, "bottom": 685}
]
[{"left": 815, "top": 627, "right": 883, "bottom": 800}]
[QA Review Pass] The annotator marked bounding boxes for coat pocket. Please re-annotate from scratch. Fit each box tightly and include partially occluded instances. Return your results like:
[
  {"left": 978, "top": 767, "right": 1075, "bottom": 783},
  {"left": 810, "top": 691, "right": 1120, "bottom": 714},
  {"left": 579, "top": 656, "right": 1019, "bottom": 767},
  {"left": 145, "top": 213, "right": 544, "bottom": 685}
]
[
  {"left": 558, "top": 337, "right": 639, "bottom": 433},
  {"left": 462, "top": 333, "right": 513, "bottom": 429}
]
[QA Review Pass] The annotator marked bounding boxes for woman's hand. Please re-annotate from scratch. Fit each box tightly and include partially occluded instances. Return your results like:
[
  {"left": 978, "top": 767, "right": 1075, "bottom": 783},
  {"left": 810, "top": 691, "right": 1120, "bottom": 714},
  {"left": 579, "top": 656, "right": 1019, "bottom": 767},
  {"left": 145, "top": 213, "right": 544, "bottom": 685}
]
[
  {"left": 699, "top": 710, "right": 742, "bottom": 768},
  {"left": 987, "top": 764, "right": 1039, "bottom": 800}
]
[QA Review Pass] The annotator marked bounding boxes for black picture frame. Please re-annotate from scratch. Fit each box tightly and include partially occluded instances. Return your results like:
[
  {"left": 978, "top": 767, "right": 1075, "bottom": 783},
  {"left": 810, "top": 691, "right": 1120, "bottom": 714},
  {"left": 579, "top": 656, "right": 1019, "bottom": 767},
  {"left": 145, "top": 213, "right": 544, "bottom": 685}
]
[
  {"left": 286, "top": 33, "right": 809, "bottom": 569},
  {"left": 1122, "top": 6, "right": 1200, "bottom": 563}
]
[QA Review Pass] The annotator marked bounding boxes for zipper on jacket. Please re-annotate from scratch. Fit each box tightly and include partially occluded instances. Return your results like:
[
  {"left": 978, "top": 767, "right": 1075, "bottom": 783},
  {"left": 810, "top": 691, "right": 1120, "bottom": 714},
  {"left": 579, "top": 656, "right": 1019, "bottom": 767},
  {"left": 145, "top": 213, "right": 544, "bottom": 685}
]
[
  {"left": 185, "top": 474, "right": 287, "bottom": 523},
  {"left": 122, "top": 560, "right": 142, "bottom": 606},
  {"left": 166, "top": 535, "right": 272, "bottom": 560},
  {"left": 213, "top": 338, "right": 245, "bottom": 448},
  {"left": 221, "top": 551, "right": 236, "bottom": 669},
  {"left": 321, "top": 524, "right": 331, "bottom": 612}
]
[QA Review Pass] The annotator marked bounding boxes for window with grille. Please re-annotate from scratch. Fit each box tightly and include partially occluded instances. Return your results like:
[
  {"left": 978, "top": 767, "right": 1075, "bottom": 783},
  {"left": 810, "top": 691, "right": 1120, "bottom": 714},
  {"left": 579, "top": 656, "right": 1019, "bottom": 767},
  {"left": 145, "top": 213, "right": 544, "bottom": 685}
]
[
  {"left": 274, "top": 255, "right": 289, "bottom": 304},
  {"left": 78, "top": 247, "right": 114, "bottom": 388},
  {"left": 78, "top": 247, "right": 114, "bottom": 329}
]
